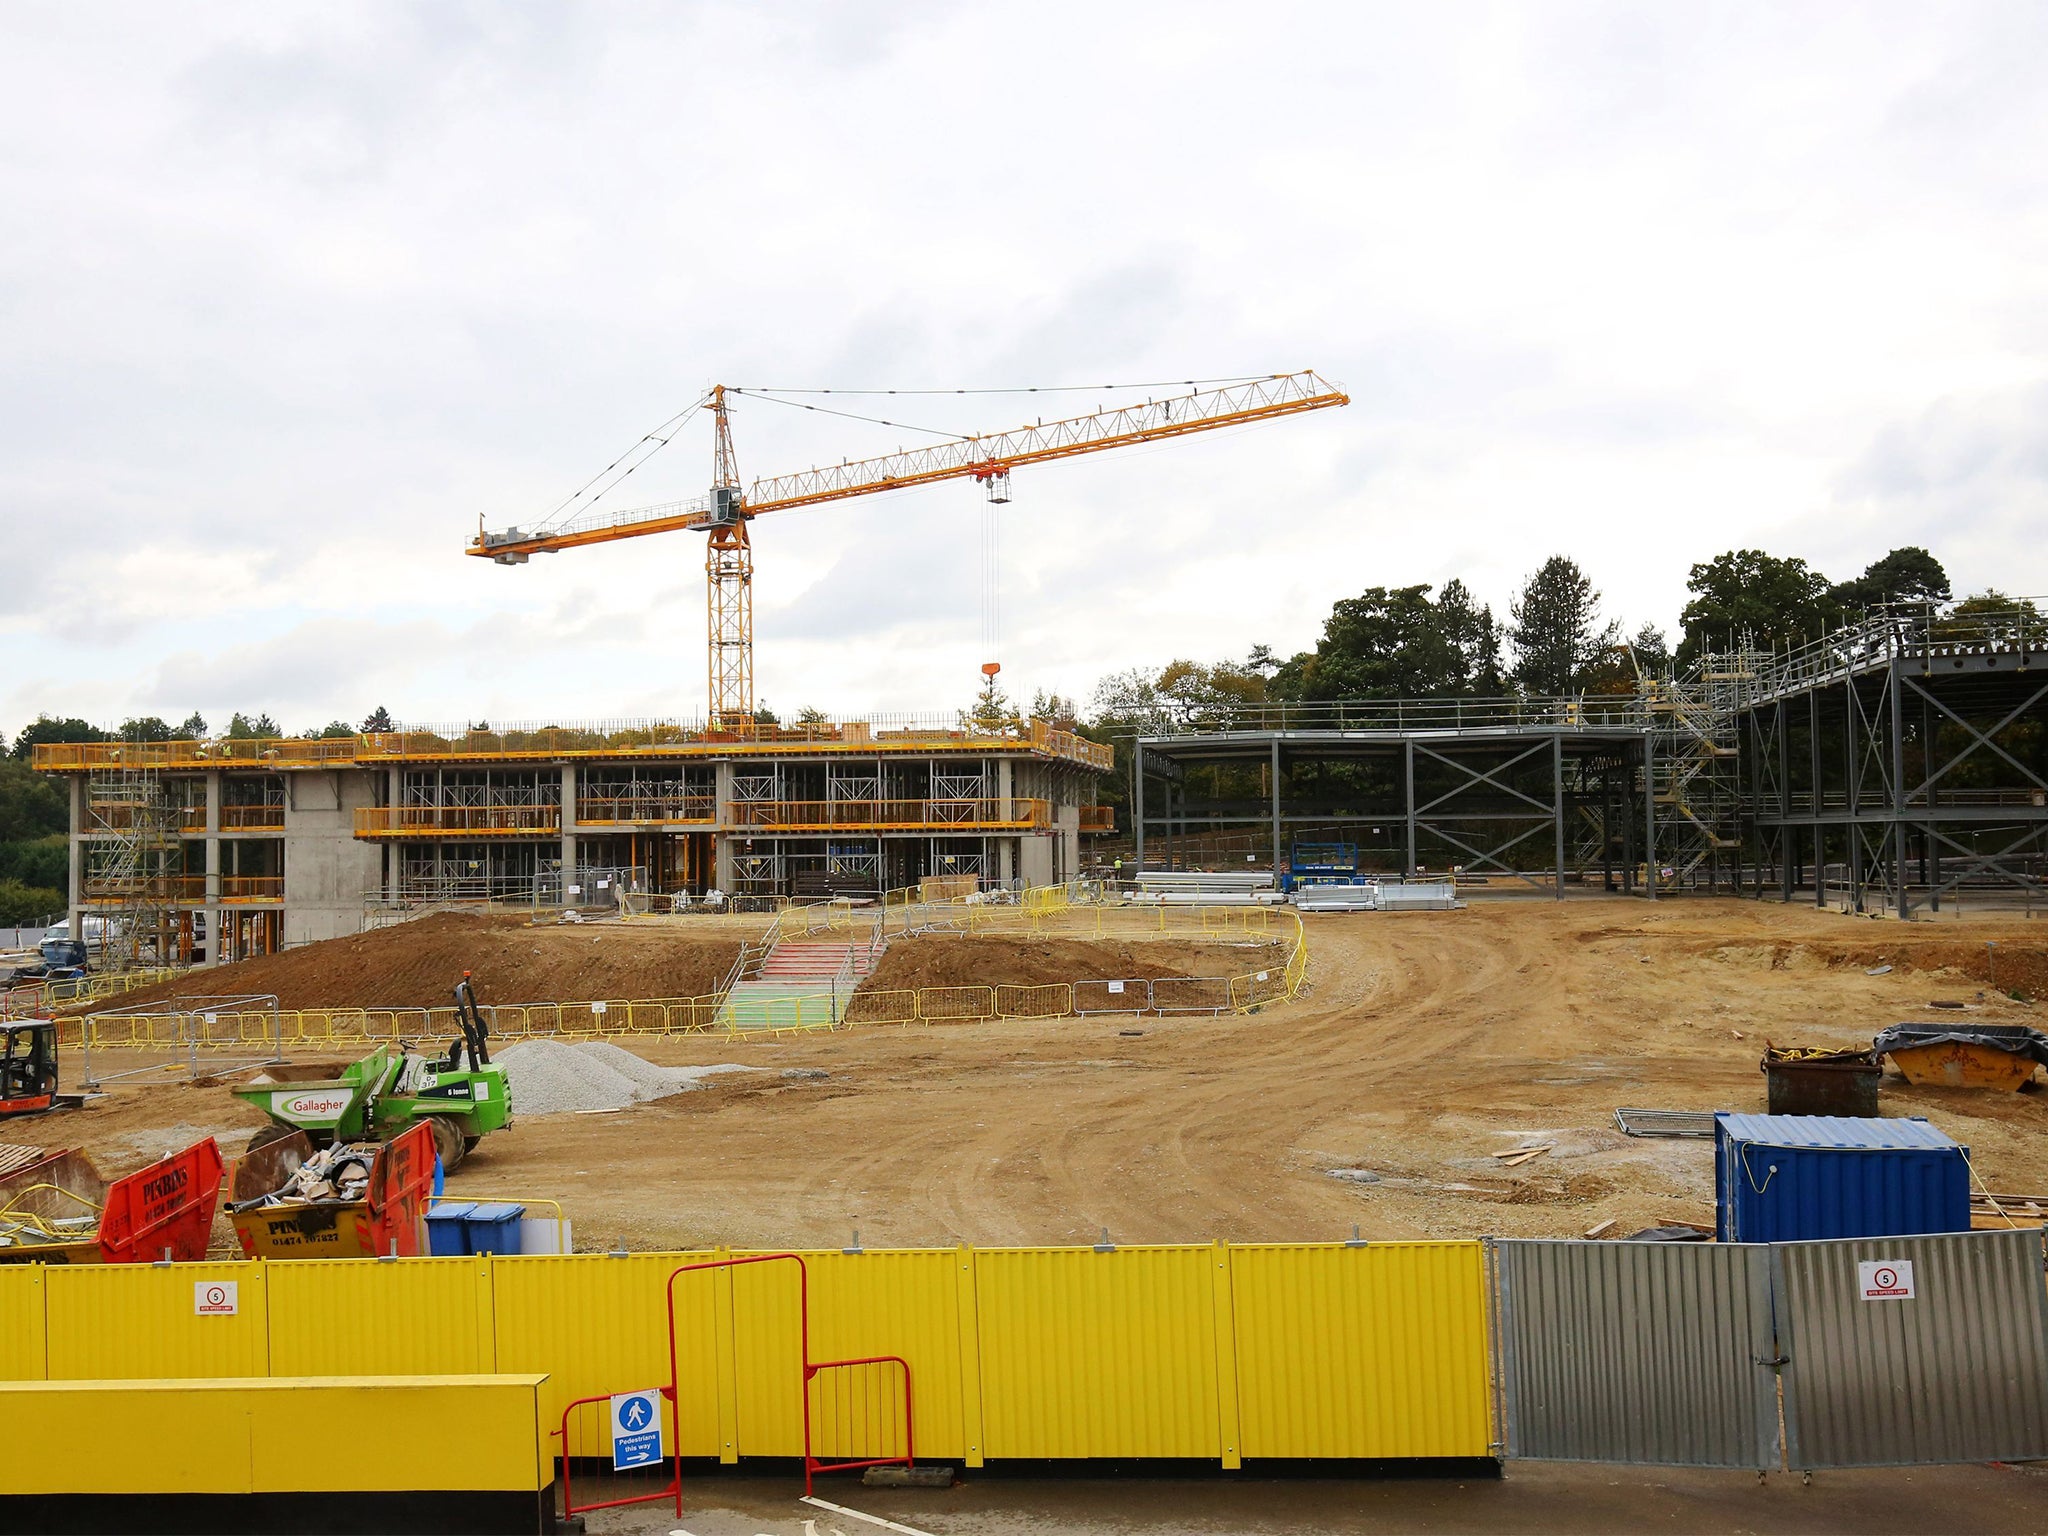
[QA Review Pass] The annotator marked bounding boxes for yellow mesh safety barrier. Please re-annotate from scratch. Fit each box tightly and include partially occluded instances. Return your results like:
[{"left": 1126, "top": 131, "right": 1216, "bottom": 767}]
[{"left": 66, "top": 897, "right": 1306, "bottom": 1048}]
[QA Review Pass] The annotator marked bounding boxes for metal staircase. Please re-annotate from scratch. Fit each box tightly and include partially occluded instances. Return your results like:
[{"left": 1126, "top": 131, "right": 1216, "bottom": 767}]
[{"left": 713, "top": 917, "right": 885, "bottom": 1031}]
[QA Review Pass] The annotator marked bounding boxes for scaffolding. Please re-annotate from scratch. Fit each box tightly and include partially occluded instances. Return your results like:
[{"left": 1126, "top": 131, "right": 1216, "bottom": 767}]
[
  {"left": 1641, "top": 647, "right": 1762, "bottom": 891},
  {"left": 82, "top": 764, "right": 186, "bottom": 968}
]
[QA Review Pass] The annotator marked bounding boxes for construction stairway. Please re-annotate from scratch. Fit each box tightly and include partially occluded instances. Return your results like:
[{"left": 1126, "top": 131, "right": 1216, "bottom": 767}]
[{"left": 715, "top": 936, "right": 880, "bottom": 1031}]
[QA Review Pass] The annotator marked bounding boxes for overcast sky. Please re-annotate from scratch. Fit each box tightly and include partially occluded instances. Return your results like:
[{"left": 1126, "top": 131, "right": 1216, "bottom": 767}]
[{"left": 3, "top": 3, "right": 2044, "bottom": 736}]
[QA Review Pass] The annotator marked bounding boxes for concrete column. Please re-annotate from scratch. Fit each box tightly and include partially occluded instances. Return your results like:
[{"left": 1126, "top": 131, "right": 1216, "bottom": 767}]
[
  {"left": 713, "top": 759, "right": 735, "bottom": 891},
  {"left": 996, "top": 755, "right": 1013, "bottom": 817},
  {"left": 203, "top": 770, "right": 222, "bottom": 966},
  {"left": 66, "top": 776, "right": 83, "bottom": 946},
  {"left": 559, "top": 764, "right": 578, "bottom": 892},
  {"left": 386, "top": 768, "right": 403, "bottom": 902}
]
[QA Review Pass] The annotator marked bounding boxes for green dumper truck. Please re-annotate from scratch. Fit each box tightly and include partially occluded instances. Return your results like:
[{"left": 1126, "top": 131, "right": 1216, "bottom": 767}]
[{"left": 233, "top": 976, "right": 510, "bottom": 1170}]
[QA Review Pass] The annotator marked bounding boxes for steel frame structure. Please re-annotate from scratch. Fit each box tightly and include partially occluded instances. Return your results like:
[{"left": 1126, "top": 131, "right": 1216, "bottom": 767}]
[
  {"left": 1134, "top": 726, "right": 1649, "bottom": 897},
  {"left": 1737, "top": 608, "right": 2048, "bottom": 915},
  {"left": 1132, "top": 604, "right": 2047, "bottom": 913}
]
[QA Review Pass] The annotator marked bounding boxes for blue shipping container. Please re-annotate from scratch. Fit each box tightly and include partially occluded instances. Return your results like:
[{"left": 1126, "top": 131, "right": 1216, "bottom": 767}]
[{"left": 1715, "top": 1113, "right": 1970, "bottom": 1243}]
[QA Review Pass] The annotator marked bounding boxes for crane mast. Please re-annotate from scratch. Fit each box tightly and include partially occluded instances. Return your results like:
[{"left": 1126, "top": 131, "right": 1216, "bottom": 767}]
[{"left": 470, "top": 371, "right": 1349, "bottom": 723}]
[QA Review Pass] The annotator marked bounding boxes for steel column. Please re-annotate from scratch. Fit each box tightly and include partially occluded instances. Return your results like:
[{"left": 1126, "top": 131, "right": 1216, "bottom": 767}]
[
  {"left": 1552, "top": 734, "right": 1565, "bottom": 901},
  {"left": 1404, "top": 739, "right": 1417, "bottom": 877},
  {"left": 1270, "top": 736, "right": 1283, "bottom": 885},
  {"left": 1133, "top": 741, "right": 1145, "bottom": 873},
  {"left": 1643, "top": 732, "right": 1657, "bottom": 900}
]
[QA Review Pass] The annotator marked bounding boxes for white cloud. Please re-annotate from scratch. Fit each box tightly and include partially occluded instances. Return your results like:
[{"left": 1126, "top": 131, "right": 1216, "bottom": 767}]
[{"left": 1, "top": 1, "right": 2044, "bottom": 739}]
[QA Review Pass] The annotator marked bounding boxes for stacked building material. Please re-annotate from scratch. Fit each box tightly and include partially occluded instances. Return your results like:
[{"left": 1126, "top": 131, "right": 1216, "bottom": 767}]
[{"left": 1128, "top": 871, "right": 1282, "bottom": 906}]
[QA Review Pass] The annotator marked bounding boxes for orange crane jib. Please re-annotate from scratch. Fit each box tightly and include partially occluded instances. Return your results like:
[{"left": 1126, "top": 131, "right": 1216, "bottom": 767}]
[
  {"left": 468, "top": 371, "right": 1347, "bottom": 561},
  {"left": 468, "top": 370, "right": 1347, "bottom": 721}
]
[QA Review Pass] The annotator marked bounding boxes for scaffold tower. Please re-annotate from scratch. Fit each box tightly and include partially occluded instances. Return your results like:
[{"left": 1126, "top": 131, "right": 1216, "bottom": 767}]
[{"left": 83, "top": 763, "right": 184, "bottom": 967}]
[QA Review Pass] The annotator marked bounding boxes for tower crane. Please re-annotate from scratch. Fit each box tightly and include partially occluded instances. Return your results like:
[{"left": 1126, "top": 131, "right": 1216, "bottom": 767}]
[{"left": 469, "top": 371, "right": 1349, "bottom": 723}]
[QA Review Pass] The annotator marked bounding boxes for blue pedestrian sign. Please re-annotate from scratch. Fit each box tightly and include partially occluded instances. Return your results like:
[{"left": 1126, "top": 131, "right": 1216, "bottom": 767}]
[{"left": 610, "top": 1390, "right": 664, "bottom": 1470}]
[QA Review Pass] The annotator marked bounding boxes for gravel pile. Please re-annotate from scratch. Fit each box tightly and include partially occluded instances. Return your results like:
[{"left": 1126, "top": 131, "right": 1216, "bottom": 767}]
[{"left": 496, "top": 1039, "right": 752, "bottom": 1116}]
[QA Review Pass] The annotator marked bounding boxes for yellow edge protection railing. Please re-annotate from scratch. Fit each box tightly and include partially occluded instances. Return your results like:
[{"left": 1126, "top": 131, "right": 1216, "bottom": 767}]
[{"left": 63, "top": 904, "right": 1307, "bottom": 1049}]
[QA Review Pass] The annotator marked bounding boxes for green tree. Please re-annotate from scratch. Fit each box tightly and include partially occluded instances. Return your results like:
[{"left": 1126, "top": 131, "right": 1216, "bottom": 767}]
[
  {"left": 178, "top": 712, "right": 208, "bottom": 738},
  {"left": 1434, "top": 579, "right": 1506, "bottom": 694},
  {"left": 0, "top": 758, "right": 67, "bottom": 843},
  {"left": 227, "top": 712, "right": 280, "bottom": 739},
  {"left": 1088, "top": 667, "right": 1175, "bottom": 734},
  {"left": 962, "top": 676, "right": 1016, "bottom": 731},
  {"left": 10, "top": 716, "right": 110, "bottom": 760},
  {"left": 0, "top": 753, "right": 67, "bottom": 906},
  {"left": 1027, "top": 689, "right": 1080, "bottom": 729},
  {"left": 119, "top": 716, "right": 173, "bottom": 741},
  {"left": 1270, "top": 582, "right": 1508, "bottom": 701},
  {"left": 1679, "top": 549, "right": 1837, "bottom": 661},
  {"left": 794, "top": 706, "right": 830, "bottom": 726},
  {"left": 315, "top": 720, "right": 355, "bottom": 739},
  {"left": 0, "top": 879, "right": 63, "bottom": 925},
  {"left": 1831, "top": 547, "right": 1951, "bottom": 613},
  {"left": 1509, "top": 557, "right": 1617, "bottom": 695},
  {"left": 1273, "top": 586, "right": 1443, "bottom": 699},
  {"left": 361, "top": 706, "right": 394, "bottom": 732}
]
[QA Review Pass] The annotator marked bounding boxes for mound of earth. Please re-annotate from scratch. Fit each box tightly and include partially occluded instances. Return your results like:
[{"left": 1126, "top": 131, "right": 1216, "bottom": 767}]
[
  {"left": 85, "top": 913, "right": 743, "bottom": 1013},
  {"left": 1574, "top": 919, "right": 2048, "bottom": 1000},
  {"left": 852, "top": 934, "right": 1289, "bottom": 996}
]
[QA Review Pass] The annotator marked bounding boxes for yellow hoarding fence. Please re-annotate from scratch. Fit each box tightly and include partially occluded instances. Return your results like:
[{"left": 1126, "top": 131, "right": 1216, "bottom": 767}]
[
  {"left": 0, "top": 1241, "right": 1491, "bottom": 1467},
  {"left": 0, "top": 1375, "right": 552, "bottom": 1497}
]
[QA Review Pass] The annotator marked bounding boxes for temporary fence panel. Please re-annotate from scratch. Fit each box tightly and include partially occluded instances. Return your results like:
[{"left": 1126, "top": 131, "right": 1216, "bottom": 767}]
[
  {"left": 994, "top": 983, "right": 1072, "bottom": 1020},
  {"left": 1775, "top": 1228, "right": 2048, "bottom": 1469},
  {"left": 267, "top": 1256, "right": 495, "bottom": 1377},
  {"left": 973, "top": 1245, "right": 1223, "bottom": 1461},
  {"left": 726, "top": 1249, "right": 960, "bottom": 1463},
  {"left": 1230, "top": 1242, "right": 1491, "bottom": 1461},
  {"left": 0, "top": 1267, "right": 45, "bottom": 1380},
  {"left": 44, "top": 1262, "right": 271, "bottom": 1381},
  {"left": 491, "top": 1252, "right": 723, "bottom": 1460},
  {"left": 1490, "top": 1238, "right": 1779, "bottom": 1468}
]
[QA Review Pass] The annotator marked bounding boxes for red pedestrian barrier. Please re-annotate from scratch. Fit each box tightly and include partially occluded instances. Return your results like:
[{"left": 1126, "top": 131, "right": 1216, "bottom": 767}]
[
  {"left": 663, "top": 1253, "right": 915, "bottom": 1513},
  {"left": 556, "top": 1389, "right": 680, "bottom": 1518}
]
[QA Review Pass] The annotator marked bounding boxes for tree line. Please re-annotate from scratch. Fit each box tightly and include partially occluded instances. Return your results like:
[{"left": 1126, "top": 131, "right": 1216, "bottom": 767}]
[
  {"left": 0, "top": 707, "right": 403, "bottom": 924},
  {"left": 1081, "top": 544, "right": 1965, "bottom": 732}
]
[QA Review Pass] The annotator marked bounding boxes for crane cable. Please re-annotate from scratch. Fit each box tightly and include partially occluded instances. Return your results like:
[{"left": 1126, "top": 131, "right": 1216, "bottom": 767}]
[
  {"left": 734, "top": 374, "right": 1279, "bottom": 396},
  {"left": 529, "top": 393, "right": 711, "bottom": 534}
]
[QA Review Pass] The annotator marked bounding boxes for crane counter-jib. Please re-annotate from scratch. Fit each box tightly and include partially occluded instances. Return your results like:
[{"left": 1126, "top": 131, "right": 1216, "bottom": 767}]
[{"left": 466, "top": 370, "right": 1349, "bottom": 561}]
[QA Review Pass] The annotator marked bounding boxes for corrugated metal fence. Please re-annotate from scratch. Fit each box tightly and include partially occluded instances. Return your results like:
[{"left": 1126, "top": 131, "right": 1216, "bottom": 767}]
[
  {"left": 0, "top": 1241, "right": 1493, "bottom": 1467},
  {"left": 1490, "top": 1238, "right": 1779, "bottom": 1468},
  {"left": 1775, "top": 1228, "right": 2048, "bottom": 1469},
  {"left": 1492, "top": 1229, "right": 2048, "bottom": 1472}
]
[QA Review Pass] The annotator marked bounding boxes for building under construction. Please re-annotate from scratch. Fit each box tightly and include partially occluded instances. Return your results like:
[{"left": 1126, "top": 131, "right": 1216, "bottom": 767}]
[
  {"left": 36, "top": 717, "right": 1111, "bottom": 962},
  {"left": 1135, "top": 600, "right": 2048, "bottom": 914}
]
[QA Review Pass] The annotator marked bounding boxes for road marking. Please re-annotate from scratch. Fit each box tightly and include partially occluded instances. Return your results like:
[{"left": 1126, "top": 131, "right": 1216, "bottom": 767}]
[{"left": 800, "top": 1494, "right": 937, "bottom": 1535}]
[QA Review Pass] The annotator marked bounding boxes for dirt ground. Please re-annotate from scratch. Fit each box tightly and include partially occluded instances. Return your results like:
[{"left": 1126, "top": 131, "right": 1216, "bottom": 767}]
[
  {"left": 28, "top": 896, "right": 2048, "bottom": 1247},
  {"left": 848, "top": 933, "right": 1286, "bottom": 997},
  {"left": 76, "top": 911, "right": 746, "bottom": 1013}
]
